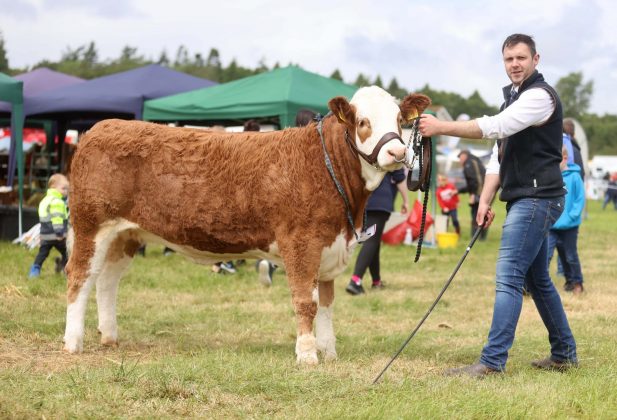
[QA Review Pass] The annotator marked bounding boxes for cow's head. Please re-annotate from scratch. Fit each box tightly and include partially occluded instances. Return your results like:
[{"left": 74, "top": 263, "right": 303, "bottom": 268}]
[{"left": 329, "top": 86, "right": 431, "bottom": 190}]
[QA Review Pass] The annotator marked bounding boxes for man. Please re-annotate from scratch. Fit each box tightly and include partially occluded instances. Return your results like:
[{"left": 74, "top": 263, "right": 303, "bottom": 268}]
[
  {"left": 563, "top": 119, "right": 585, "bottom": 181},
  {"left": 419, "top": 33, "right": 578, "bottom": 376},
  {"left": 457, "top": 150, "right": 487, "bottom": 240}
]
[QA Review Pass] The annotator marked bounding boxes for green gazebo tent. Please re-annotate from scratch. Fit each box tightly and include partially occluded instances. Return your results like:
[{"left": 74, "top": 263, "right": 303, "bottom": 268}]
[
  {"left": 0, "top": 72, "right": 25, "bottom": 236},
  {"left": 143, "top": 66, "right": 358, "bottom": 127}
]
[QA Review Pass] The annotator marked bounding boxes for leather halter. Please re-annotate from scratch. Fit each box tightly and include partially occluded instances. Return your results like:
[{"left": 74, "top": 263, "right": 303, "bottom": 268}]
[{"left": 344, "top": 130, "right": 405, "bottom": 170}]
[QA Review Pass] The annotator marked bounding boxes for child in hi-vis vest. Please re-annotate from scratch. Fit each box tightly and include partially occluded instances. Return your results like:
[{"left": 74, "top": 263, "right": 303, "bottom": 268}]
[{"left": 29, "top": 174, "right": 69, "bottom": 278}]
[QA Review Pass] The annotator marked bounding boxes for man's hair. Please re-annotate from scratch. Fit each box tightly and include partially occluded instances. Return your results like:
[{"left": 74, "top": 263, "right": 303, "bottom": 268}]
[
  {"left": 48, "top": 173, "right": 68, "bottom": 189},
  {"left": 502, "top": 33, "right": 537, "bottom": 56},
  {"left": 243, "top": 119, "right": 260, "bottom": 132},
  {"left": 563, "top": 119, "right": 575, "bottom": 137}
]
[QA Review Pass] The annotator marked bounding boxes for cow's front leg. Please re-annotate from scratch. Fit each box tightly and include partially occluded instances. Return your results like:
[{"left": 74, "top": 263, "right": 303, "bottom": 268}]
[
  {"left": 292, "top": 282, "right": 319, "bottom": 365},
  {"left": 316, "top": 279, "right": 337, "bottom": 360},
  {"left": 280, "top": 240, "right": 320, "bottom": 365}
]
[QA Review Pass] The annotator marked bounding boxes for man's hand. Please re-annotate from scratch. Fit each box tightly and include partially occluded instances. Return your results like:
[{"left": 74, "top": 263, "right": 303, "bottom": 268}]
[
  {"left": 419, "top": 114, "right": 443, "bottom": 137},
  {"left": 477, "top": 203, "right": 495, "bottom": 229},
  {"left": 401, "top": 202, "right": 409, "bottom": 214}
]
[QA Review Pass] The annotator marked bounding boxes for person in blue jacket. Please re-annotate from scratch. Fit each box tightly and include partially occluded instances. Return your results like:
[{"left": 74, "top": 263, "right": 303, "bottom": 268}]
[
  {"left": 548, "top": 146, "right": 585, "bottom": 294},
  {"left": 346, "top": 169, "right": 408, "bottom": 295}
]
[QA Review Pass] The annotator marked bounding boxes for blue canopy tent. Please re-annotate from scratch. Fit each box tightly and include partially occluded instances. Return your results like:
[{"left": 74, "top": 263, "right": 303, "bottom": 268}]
[
  {"left": 25, "top": 64, "right": 216, "bottom": 170},
  {"left": 1, "top": 67, "right": 85, "bottom": 187}
]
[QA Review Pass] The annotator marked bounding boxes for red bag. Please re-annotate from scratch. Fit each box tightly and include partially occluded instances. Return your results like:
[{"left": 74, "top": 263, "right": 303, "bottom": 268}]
[{"left": 382, "top": 200, "right": 434, "bottom": 245}]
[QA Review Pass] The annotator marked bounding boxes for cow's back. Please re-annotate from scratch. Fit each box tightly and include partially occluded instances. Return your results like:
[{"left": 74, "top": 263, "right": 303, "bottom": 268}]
[{"left": 69, "top": 119, "right": 357, "bottom": 254}]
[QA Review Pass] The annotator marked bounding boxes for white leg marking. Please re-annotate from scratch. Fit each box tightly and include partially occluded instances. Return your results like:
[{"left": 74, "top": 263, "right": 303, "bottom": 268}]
[
  {"left": 257, "top": 259, "right": 272, "bottom": 287},
  {"left": 295, "top": 333, "right": 318, "bottom": 365},
  {"left": 63, "top": 275, "right": 95, "bottom": 353},
  {"left": 96, "top": 255, "right": 132, "bottom": 346},
  {"left": 315, "top": 305, "right": 337, "bottom": 360}
]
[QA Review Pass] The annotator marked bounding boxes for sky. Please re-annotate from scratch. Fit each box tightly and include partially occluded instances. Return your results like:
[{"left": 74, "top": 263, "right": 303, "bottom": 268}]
[{"left": 1, "top": 0, "right": 616, "bottom": 115}]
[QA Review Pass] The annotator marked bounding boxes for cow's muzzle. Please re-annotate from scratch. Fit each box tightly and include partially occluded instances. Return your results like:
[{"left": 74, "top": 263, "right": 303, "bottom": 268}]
[{"left": 344, "top": 131, "right": 405, "bottom": 171}]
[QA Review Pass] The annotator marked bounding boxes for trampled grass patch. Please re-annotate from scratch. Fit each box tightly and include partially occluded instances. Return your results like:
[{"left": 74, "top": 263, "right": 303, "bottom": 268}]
[{"left": 1, "top": 200, "right": 616, "bottom": 418}]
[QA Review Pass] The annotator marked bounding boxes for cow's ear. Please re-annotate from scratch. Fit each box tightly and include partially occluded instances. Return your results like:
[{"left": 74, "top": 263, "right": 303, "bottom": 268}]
[
  {"left": 328, "top": 96, "right": 356, "bottom": 128},
  {"left": 400, "top": 93, "right": 431, "bottom": 122}
]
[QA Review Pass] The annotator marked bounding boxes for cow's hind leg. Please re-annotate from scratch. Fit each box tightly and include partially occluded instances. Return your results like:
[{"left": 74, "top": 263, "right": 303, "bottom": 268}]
[
  {"left": 64, "top": 231, "right": 99, "bottom": 353},
  {"left": 96, "top": 232, "right": 140, "bottom": 347},
  {"left": 315, "top": 279, "right": 337, "bottom": 360}
]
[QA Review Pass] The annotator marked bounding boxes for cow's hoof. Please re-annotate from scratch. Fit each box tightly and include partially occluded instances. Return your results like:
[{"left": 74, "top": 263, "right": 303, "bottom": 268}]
[
  {"left": 100, "top": 336, "right": 119, "bottom": 347},
  {"left": 319, "top": 348, "right": 337, "bottom": 361},
  {"left": 316, "top": 335, "right": 337, "bottom": 361},
  {"left": 63, "top": 339, "right": 83, "bottom": 354},
  {"left": 296, "top": 334, "right": 318, "bottom": 366},
  {"left": 297, "top": 353, "right": 319, "bottom": 366}
]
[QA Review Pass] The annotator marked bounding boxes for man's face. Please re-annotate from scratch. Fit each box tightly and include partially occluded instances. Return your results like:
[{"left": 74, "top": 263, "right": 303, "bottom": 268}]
[{"left": 503, "top": 42, "right": 539, "bottom": 87}]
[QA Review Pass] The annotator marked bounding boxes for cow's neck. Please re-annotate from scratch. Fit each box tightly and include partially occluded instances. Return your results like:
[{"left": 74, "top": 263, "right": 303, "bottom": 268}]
[{"left": 319, "top": 118, "right": 373, "bottom": 232}]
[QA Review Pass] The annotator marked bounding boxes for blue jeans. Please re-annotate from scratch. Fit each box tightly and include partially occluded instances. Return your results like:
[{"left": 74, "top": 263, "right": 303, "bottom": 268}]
[
  {"left": 548, "top": 227, "right": 583, "bottom": 284},
  {"left": 479, "top": 197, "right": 577, "bottom": 370}
]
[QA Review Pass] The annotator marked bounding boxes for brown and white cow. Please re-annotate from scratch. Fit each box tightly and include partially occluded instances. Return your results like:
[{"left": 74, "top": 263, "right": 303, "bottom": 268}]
[{"left": 63, "top": 86, "right": 431, "bottom": 364}]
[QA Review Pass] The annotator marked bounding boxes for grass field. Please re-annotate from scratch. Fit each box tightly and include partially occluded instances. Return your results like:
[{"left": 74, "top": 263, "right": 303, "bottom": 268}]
[{"left": 1, "top": 199, "right": 616, "bottom": 418}]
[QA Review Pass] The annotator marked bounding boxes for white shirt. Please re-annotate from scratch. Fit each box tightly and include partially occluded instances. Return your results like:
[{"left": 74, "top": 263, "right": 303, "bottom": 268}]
[{"left": 477, "top": 87, "right": 555, "bottom": 175}]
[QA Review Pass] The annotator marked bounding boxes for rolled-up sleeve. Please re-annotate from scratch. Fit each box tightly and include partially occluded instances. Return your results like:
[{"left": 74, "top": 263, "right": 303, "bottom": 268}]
[
  {"left": 476, "top": 88, "right": 555, "bottom": 140},
  {"left": 486, "top": 143, "right": 500, "bottom": 175}
]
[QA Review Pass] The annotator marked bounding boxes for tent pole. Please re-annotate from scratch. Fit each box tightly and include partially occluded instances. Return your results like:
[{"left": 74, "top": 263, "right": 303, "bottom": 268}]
[{"left": 12, "top": 103, "right": 25, "bottom": 237}]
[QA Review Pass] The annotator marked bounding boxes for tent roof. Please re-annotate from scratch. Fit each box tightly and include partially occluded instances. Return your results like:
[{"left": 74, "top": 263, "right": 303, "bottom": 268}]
[
  {"left": 25, "top": 64, "right": 216, "bottom": 120},
  {"left": 0, "top": 67, "right": 84, "bottom": 113},
  {"left": 0, "top": 72, "right": 23, "bottom": 105},
  {"left": 15, "top": 67, "right": 85, "bottom": 96},
  {"left": 143, "top": 65, "right": 358, "bottom": 127}
]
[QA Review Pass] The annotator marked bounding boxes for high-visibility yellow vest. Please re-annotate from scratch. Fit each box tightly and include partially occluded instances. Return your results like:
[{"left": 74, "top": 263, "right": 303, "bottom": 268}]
[{"left": 38, "top": 188, "right": 68, "bottom": 241}]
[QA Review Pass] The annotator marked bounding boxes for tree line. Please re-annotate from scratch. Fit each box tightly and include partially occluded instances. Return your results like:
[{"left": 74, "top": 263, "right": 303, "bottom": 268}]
[{"left": 1, "top": 33, "right": 615, "bottom": 156}]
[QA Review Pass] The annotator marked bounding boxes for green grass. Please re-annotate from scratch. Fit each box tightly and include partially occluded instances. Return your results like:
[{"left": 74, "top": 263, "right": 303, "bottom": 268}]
[{"left": 1, "top": 199, "right": 616, "bottom": 418}]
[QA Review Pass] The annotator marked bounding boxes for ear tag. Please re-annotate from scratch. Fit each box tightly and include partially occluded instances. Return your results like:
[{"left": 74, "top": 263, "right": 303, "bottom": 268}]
[
  {"left": 338, "top": 112, "right": 347, "bottom": 123},
  {"left": 358, "top": 224, "right": 376, "bottom": 243},
  {"left": 408, "top": 111, "right": 418, "bottom": 121}
]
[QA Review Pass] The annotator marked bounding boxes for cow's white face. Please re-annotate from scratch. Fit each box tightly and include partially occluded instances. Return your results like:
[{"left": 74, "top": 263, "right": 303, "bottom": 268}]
[{"left": 329, "top": 86, "right": 431, "bottom": 191}]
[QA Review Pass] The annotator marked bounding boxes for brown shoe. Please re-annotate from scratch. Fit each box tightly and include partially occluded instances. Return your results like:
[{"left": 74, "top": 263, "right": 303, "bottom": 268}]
[
  {"left": 444, "top": 362, "right": 501, "bottom": 378},
  {"left": 531, "top": 357, "right": 578, "bottom": 372},
  {"left": 572, "top": 283, "right": 584, "bottom": 295}
]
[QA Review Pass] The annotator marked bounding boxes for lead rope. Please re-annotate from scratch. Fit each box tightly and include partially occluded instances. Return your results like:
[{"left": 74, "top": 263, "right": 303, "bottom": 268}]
[{"left": 414, "top": 137, "right": 432, "bottom": 262}]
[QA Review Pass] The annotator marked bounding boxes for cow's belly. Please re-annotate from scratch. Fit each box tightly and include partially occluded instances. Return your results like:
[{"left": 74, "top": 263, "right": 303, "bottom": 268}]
[
  {"left": 95, "top": 219, "right": 356, "bottom": 279},
  {"left": 97, "top": 218, "right": 283, "bottom": 265}
]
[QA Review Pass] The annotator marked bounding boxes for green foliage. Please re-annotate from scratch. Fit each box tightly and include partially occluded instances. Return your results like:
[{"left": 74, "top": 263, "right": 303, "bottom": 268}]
[
  {"left": 418, "top": 84, "right": 498, "bottom": 118},
  {"left": 354, "top": 73, "right": 371, "bottom": 87},
  {"left": 556, "top": 71, "right": 594, "bottom": 119},
  {"left": 0, "top": 30, "right": 10, "bottom": 72},
  {"left": 330, "top": 68, "right": 343, "bottom": 81},
  {"left": 387, "top": 77, "right": 407, "bottom": 99},
  {"left": 373, "top": 75, "right": 384, "bottom": 88},
  {"left": 580, "top": 113, "right": 617, "bottom": 155}
]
